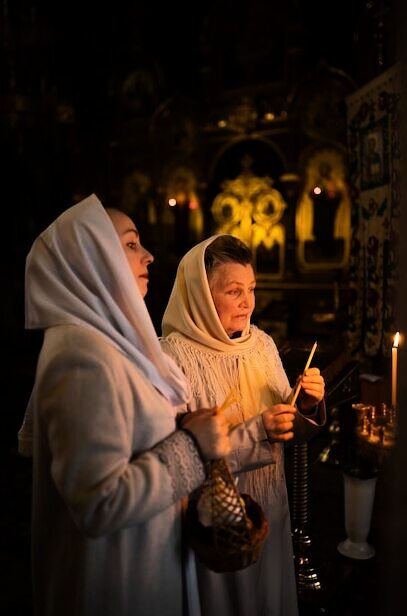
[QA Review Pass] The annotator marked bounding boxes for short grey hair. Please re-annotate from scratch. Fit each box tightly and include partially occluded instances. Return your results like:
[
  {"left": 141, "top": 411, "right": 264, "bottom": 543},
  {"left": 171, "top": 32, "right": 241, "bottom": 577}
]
[{"left": 204, "top": 235, "right": 252, "bottom": 278}]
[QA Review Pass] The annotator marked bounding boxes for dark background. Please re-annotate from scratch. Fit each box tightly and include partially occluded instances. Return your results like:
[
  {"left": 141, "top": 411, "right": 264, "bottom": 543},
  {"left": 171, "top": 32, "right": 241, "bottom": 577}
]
[{"left": 1, "top": 1, "right": 407, "bottom": 614}]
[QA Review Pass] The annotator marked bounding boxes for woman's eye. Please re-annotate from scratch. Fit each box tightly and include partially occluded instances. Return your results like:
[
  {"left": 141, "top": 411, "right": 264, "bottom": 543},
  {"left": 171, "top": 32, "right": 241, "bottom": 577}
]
[
  {"left": 228, "top": 289, "right": 240, "bottom": 296},
  {"left": 127, "top": 242, "right": 138, "bottom": 250}
]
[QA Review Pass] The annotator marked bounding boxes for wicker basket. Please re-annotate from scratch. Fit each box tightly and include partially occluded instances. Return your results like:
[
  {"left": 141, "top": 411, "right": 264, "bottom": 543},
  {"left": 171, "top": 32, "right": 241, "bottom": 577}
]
[{"left": 185, "top": 459, "right": 269, "bottom": 573}]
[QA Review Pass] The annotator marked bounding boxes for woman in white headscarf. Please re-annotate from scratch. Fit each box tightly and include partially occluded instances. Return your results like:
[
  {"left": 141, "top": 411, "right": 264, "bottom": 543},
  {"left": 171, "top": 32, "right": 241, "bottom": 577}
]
[
  {"left": 161, "top": 234, "right": 326, "bottom": 616},
  {"left": 18, "top": 194, "right": 230, "bottom": 616}
]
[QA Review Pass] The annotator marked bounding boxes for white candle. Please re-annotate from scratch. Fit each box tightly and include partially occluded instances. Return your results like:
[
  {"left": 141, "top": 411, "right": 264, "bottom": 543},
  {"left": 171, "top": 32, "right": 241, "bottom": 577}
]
[
  {"left": 290, "top": 341, "right": 318, "bottom": 405},
  {"left": 392, "top": 332, "right": 400, "bottom": 410}
]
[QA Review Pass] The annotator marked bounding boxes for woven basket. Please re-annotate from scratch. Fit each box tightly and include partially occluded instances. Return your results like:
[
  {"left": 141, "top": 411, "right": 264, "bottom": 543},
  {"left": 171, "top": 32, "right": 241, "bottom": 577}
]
[{"left": 185, "top": 459, "right": 269, "bottom": 573}]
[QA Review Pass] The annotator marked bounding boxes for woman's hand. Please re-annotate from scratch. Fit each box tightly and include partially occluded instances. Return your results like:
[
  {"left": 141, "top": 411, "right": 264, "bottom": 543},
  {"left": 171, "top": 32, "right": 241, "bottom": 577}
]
[
  {"left": 179, "top": 409, "right": 231, "bottom": 460},
  {"left": 297, "top": 367, "right": 325, "bottom": 411},
  {"left": 261, "top": 404, "right": 297, "bottom": 442}
]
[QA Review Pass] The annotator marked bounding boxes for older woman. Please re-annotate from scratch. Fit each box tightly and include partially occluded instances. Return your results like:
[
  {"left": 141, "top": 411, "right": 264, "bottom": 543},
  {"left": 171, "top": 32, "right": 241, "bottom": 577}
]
[{"left": 161, "top": 234, "right": 326, "bottom": 616}]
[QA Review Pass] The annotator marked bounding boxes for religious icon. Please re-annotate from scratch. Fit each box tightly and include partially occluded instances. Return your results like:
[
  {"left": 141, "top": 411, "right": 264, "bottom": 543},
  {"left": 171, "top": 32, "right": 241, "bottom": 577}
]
[
  {"left": 296, "top": 149, "right": 351, "bottom": 271},
  {"left": 163, "top": 165, "right": 203, "bottom": 254},
  {"left": 360, "top": 119, "right": 389, "bottom": 191}
]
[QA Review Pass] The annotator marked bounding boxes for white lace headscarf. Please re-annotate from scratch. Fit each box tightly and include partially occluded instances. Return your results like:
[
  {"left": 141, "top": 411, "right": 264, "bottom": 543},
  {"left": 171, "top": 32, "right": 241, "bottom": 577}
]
[{"left": 18, "top": 193, "right": 190, "bottom": 456}]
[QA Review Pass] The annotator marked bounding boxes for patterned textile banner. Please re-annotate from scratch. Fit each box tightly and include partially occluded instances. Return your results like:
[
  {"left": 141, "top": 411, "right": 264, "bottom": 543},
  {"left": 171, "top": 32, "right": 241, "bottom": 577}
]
[{"left": 346, "top": 64, "right": 400, "bottom": 358}]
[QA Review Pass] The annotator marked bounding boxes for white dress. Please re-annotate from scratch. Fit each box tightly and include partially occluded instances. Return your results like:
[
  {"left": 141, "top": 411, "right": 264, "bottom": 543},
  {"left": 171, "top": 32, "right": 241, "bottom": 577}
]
[
  {"left": 161, "top": 327, "right": 326, "bottom": 616},
  {"left": 31, "top": 325, "right": 205, "bottom": 616},
  {"left": 20, "top": 194, "right": 207, "bottom": 616}
]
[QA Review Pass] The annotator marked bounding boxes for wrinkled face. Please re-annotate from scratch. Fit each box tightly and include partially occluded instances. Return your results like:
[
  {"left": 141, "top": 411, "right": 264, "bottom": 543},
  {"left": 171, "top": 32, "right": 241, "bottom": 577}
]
[
  {"left": 106, "top": 208, "right": 154, "bottom": 298},
  {"left": 208, "top": 262, "right": 256, "bottom": 336}
]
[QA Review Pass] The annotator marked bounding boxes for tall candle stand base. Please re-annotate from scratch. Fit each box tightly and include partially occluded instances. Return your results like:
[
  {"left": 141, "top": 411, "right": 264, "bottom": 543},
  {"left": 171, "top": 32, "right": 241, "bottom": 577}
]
[
  {"left": 337, "top": 473, "right": 377, "bottom": 560},
  {"left": 292, "top": 442, "right": 322, "bottom": 594}
]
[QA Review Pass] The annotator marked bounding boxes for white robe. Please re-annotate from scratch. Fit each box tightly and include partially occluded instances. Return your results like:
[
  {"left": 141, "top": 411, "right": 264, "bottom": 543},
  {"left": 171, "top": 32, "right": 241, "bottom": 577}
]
[
  {"left": 32, "top": 324, "right": 205, "bottom": 616},
  {"left": 161, "top": 327, "right": 326, "bottom": 616}
]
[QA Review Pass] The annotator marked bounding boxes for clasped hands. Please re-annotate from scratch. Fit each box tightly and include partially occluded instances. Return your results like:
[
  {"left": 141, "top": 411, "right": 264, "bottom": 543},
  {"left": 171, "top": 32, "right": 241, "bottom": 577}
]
[
  {"left": 262, "top": 368, "right": 325, "bottom": 443},
  {"left": 179, "top": 409, "right": 231, "bottom": 460}
]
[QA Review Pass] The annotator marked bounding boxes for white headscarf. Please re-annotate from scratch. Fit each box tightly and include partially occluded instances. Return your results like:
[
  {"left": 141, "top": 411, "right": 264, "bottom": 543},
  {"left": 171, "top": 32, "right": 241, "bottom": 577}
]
[
  {"left": 162, "top": 235, "right": 254, "bottom": 352},
  {"left": 18, "top": 194, "right": 190, "bottom": 455},
  {"left": 162, "top": 235, "right": 288, "bottom": 424}
]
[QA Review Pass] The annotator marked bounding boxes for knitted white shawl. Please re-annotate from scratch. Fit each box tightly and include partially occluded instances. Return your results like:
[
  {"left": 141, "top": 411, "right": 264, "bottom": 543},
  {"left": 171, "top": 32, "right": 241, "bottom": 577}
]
[
  {"left": 161, "top": 235, "right": 292, "bottom": 427},
  {"left": 161, "top": 235, "right": 294, "bottom": 505}
]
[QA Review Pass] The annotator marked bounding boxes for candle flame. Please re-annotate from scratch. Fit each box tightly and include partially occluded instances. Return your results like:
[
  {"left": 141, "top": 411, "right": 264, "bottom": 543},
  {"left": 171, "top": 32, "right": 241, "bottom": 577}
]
[{"left": 393, "top": 331, "right": 400, "bottom": 348}]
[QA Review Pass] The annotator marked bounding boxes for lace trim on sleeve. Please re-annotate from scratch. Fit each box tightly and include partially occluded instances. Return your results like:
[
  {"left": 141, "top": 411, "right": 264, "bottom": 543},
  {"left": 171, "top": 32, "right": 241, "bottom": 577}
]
[{"left": 153, "top": 431, "right": 205, "bottom": 500}]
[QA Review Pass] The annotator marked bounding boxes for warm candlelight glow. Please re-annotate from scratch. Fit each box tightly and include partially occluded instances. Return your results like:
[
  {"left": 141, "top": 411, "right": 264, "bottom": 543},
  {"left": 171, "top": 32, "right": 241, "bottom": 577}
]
[{"left": 391, "top": 331, "right": 400, "bottom": 410}]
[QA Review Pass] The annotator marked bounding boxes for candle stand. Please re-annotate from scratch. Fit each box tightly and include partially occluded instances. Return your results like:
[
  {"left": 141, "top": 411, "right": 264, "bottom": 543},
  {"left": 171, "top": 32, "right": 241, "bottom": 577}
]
[
  {"left": 292, "top": 442, "right": 321, "bottom": 594},
  {"left": 337, "top": 473, "right": 377, "bottom": 559},
  {"left": 337, "top": 402, "right": 396, "bottom": 560},
  {"left": 354, "top": 403, "right": 397, "bottom": 451}
]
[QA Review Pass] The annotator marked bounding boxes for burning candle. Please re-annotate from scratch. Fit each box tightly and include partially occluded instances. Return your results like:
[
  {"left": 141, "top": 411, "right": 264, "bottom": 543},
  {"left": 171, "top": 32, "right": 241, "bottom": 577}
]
[{"left": 392, "top": 332, "right": 400, "bottom": 410}]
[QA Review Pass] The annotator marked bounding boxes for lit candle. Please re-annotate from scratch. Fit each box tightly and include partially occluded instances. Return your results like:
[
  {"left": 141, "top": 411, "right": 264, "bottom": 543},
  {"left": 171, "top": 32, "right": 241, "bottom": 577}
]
[{"left": 392, "top": 332, "right": 400, "bottom": 410}]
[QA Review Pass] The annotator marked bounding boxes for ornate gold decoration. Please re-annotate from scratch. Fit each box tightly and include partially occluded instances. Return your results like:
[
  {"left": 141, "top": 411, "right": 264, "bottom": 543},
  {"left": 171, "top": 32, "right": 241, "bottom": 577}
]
[
  {"left": 296, "top": 148, "right": 351, "bottom": 271},
  {"left": 211, "top": 161, "right": 287, "bottom": 279}
]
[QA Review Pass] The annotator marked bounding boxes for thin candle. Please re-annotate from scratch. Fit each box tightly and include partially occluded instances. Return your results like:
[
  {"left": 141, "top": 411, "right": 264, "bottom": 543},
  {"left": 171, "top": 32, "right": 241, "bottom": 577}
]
[
  {"left": 290, "top": 341, "right": 318, "bottom": 406},
  {"left": 392, "top": 331, "right": 400, "bottom": 410},
  {"left": 215, "top": 389, "right": 237, "bottom": 415}
]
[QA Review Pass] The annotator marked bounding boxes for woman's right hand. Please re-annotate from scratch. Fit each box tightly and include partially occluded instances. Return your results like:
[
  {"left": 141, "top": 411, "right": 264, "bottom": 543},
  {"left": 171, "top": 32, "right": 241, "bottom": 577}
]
[
  {"left": 180, "top": 409, "right": 231, "bottom": 460},
  {"left": 262, "top": 404, "right": 297, "bottom": 442}
]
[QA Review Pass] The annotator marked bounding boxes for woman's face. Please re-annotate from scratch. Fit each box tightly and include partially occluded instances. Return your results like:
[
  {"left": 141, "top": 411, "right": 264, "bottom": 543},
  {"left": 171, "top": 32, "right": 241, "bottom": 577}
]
[
  {"left": 208, "top": 262, "right": 256, "bottom": 336},
  {"left": 106, "top": 208, "right": 154, "bottom": 298}
]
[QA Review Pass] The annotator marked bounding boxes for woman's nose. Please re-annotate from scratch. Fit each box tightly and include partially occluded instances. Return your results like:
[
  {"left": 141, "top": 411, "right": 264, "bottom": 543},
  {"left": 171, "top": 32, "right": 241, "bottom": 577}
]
[
  {"left": 240, "top": 293, "right": 251, "bottom": 307},
  {"left": 143, "top": 247, "right": 154, "bottom": 264}
]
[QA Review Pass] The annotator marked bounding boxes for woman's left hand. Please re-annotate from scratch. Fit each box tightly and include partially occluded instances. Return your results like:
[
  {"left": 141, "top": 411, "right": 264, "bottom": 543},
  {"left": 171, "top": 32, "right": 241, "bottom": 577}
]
[{"left": 297, "top": 367, "right": 325, "bottom": 410}]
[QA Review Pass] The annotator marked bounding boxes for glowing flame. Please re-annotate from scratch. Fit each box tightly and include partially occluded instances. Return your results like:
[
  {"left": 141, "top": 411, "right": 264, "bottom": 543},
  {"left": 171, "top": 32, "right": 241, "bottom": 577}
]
[{"left": 393, "top": 331, "right": 400, "bottom": 348}]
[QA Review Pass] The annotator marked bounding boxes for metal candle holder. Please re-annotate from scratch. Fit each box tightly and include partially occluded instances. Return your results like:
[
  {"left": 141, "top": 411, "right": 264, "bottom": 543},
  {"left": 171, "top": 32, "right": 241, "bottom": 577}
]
[
  {"left": 337, "top": 401, "right": 396, "bottom": 560},
  {"left": 353, "top": 402, "right": 397, "bottom": 453}
]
